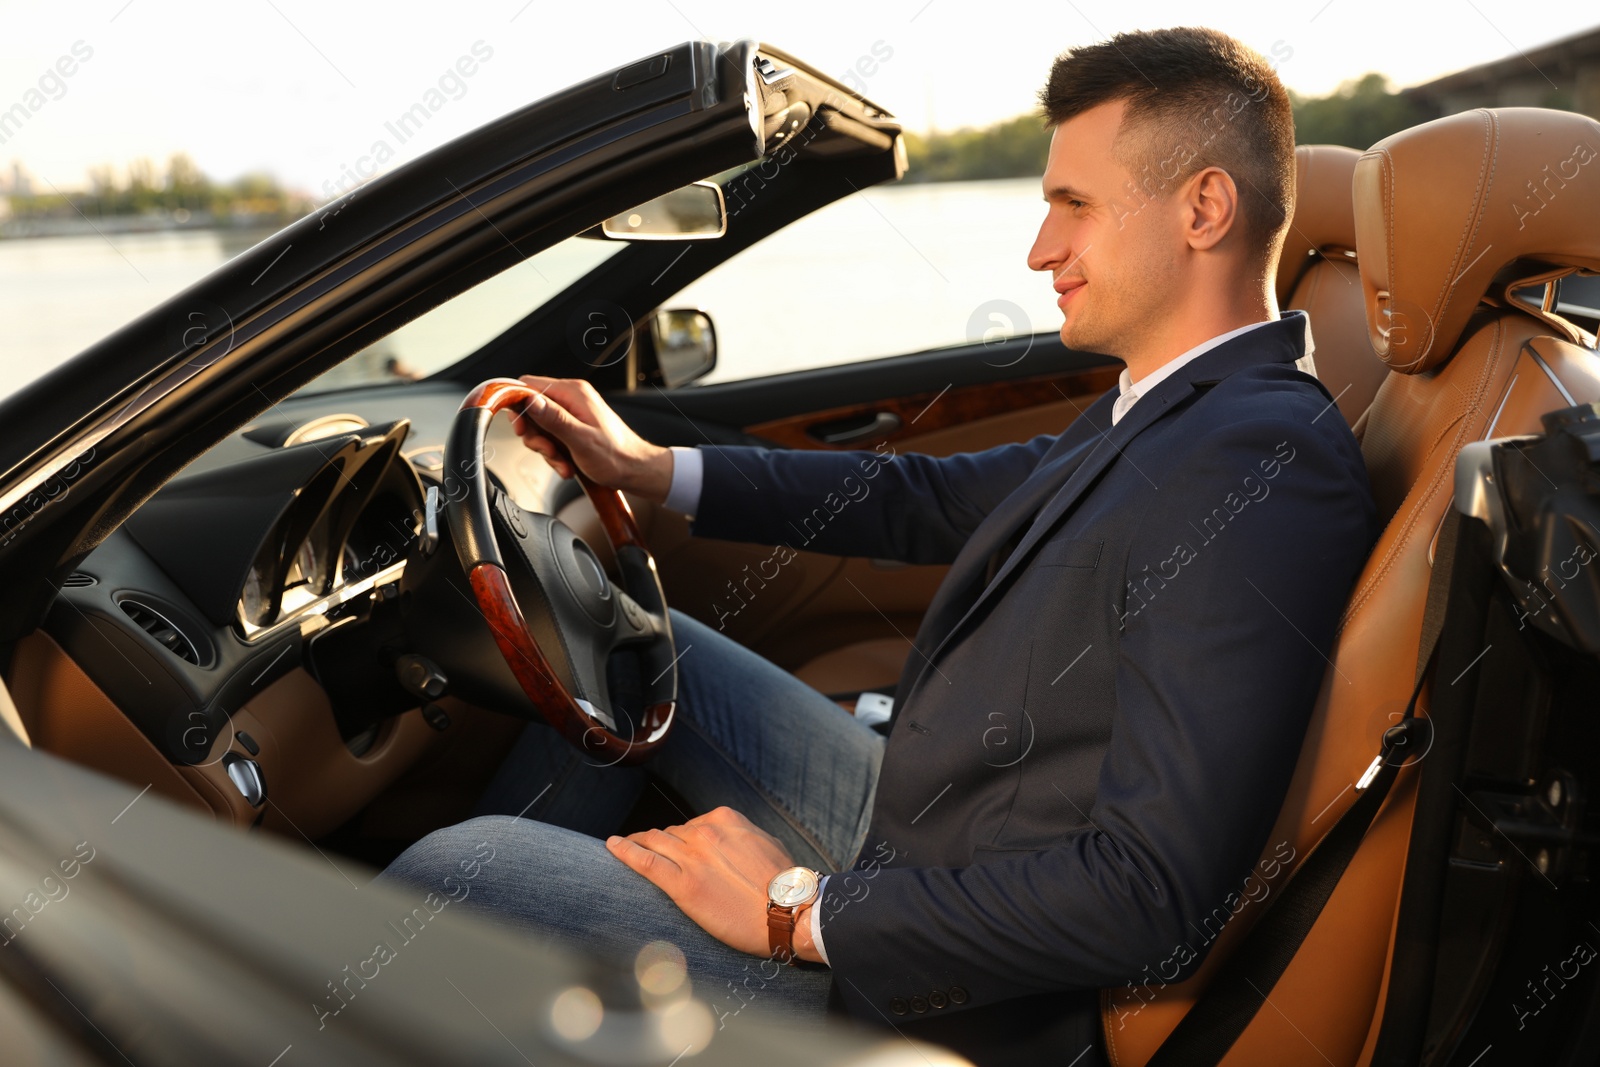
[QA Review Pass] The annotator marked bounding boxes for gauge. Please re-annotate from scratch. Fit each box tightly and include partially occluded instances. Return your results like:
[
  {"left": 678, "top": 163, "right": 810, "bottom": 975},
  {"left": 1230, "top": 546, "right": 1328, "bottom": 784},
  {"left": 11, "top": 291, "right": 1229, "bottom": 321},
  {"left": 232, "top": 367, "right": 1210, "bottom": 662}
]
[
  {"left": 280, "top": 534, "right": 328, "bottom": 616},
  {"left": 340, "top": 542, "right": 361, "bottom": 583},
  {"left": 292, "top": 537, "right": 325, "bottom": 591},
  {"left": 239, "top": 563, "right": 272, "bottom": 626}
]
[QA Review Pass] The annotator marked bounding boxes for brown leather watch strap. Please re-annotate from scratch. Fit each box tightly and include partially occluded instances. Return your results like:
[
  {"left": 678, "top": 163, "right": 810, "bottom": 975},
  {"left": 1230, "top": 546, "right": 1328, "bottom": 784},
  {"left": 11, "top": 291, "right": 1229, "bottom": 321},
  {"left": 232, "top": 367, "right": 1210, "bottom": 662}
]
[{"left": 767, "top": 902, "right": 799, "bottom": 964}]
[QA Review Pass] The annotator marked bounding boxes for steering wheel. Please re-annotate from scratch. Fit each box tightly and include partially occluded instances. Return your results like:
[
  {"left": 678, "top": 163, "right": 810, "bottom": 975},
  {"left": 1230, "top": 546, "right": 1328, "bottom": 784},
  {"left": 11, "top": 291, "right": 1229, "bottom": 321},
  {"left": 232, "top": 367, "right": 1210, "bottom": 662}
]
[{"left": 444, "top": 378, "right": 676, "bottom": 765}]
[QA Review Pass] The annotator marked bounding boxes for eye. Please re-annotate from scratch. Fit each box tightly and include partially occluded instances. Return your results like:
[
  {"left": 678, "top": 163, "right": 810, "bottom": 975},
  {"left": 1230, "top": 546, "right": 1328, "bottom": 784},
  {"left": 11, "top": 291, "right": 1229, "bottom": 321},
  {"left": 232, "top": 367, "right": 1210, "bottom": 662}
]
[{"left": 1067, "top": 199, "right": 1086, "bottom": 210}]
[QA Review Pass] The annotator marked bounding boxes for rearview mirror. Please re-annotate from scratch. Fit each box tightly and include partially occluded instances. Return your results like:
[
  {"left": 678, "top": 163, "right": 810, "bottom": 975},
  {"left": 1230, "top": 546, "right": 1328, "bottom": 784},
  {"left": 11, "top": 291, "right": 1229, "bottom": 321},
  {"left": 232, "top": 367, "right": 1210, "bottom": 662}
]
[
  {"left": 601, "top": 181, "right": 726, "bottom": 240},
  {"left": 652, "top": 309, "right": 717, "bottom": 388}
]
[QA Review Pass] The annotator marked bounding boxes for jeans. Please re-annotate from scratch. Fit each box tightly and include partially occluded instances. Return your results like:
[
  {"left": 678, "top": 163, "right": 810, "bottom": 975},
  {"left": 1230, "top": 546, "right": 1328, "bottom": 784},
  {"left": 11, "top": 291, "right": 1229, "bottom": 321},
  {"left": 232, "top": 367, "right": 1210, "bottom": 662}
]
[{"left": 378, "top": 609, "right": 887, "bottom": 1025}]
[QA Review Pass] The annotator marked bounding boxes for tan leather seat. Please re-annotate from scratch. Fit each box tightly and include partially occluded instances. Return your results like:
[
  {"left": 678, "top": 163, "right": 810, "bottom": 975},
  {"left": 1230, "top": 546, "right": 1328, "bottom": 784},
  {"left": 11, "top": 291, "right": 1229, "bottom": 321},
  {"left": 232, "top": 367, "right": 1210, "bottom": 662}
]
[
  {"left": 1280, "top": 144, "right": 1390, "bottom": 428},
  {"left": 791, "top": 636, "right": 913, "bottom": 698},
  {"left": 1105, "top": 108, "right": 1600, "bottom": 1066}
]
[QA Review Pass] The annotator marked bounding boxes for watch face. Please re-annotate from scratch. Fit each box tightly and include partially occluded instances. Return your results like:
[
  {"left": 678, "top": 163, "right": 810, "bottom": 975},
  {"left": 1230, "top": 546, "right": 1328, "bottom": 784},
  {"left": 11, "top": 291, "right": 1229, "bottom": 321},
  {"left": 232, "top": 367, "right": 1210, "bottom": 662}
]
[{"left": 767, "top": 866, "right": 818, "bottom": 907}]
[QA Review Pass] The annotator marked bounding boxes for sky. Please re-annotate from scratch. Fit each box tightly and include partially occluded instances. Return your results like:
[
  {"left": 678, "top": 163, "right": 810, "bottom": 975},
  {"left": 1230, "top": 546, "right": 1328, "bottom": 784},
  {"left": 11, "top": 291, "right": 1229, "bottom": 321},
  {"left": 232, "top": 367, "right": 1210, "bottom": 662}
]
[{"left": 0, "top": 0, "right": 1594, "bottom": 198}]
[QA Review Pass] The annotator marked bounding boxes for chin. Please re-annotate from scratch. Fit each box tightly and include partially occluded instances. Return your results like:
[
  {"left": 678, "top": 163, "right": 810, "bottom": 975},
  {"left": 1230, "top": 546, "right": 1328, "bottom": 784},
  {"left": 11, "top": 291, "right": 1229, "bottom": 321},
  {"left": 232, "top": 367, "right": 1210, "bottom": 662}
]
[
  {"left": 1059, "top": 316, "right": 1098, "bottom": 353},
  {"left": 1061, "top": 311, "right": 1122, "bottom": 358}
]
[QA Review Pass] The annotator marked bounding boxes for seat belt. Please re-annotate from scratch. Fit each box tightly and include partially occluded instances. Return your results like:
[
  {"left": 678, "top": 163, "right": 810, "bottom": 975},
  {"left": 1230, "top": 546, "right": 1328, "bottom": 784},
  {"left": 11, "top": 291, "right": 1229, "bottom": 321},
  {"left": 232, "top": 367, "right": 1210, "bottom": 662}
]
[{"left": 1144, "top": 510, "right": 1462, "bottom": 1067}]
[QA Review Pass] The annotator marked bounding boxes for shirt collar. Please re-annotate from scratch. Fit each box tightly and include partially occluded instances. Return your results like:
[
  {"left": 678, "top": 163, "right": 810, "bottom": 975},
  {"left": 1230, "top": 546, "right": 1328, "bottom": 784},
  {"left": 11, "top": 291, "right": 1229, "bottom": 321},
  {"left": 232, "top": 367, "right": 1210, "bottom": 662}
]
[
  {"left": 1120, "top": 319, "right": 1280, "bottom": 403},
  {"left": 1112, "top": 318, "right": 1282, "bottom": 423}
]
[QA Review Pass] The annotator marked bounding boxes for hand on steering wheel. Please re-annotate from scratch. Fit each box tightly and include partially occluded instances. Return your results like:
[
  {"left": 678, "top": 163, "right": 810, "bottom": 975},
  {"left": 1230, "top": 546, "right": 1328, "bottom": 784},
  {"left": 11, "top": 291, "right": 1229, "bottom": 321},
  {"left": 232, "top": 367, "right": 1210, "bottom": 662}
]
[
  {"left": 509, "top": 375, "right": 674, "bottom": 501},
  {"left": 444, "top": 378, "right": 676, "bottom": 765}
]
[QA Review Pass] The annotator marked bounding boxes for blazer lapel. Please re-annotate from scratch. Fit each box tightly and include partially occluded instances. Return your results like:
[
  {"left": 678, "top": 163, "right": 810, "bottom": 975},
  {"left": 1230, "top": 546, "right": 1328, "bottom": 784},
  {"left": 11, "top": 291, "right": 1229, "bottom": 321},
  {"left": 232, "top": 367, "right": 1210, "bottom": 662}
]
[
  {"left": 894, "top": 313, "right": 1314, "bottom": 710},
  {"left": 902, "top": 392, "right": 1114, "bottom": 661},
  {"left": 887, "top": 400, "right": 1111, "bottom": 713},
  {"left": 978, "top": 372, "right": 1178, "bottom": 598}
]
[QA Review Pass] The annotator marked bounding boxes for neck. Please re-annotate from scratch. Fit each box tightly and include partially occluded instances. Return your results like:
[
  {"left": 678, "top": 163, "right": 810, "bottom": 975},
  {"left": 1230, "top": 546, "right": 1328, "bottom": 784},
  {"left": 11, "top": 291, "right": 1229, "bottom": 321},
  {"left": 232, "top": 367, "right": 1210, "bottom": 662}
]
[{"left": 1122, "top": 277, "right": 1276, "bottom": 384}]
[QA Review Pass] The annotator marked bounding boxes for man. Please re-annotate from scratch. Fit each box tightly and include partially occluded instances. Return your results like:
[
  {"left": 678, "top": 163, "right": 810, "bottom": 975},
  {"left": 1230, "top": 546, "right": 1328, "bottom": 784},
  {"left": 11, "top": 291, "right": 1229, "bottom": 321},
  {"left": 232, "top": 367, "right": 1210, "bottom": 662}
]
[{"left": 381, "top": 26, "right": 1378, "bottom": 1065}]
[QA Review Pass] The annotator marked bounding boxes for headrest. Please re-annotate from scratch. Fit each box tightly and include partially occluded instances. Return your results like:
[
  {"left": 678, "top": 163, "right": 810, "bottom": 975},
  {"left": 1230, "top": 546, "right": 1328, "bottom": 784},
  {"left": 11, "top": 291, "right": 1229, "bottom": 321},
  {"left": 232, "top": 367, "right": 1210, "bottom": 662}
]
[
  {"left": 1354, "top": 107, "right": 1600, "bottom": 373},
  {"left": 1275, "top": 145, "right": 1362, "bottom": 307}
]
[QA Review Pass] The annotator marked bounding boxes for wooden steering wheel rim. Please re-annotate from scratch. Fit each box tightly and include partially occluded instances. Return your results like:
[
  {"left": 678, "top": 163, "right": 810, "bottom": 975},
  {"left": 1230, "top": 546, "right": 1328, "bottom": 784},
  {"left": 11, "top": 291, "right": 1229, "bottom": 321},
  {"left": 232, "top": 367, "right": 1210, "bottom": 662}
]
[{"left": 446, "top": 378, "right": 674, "bottom": 765}]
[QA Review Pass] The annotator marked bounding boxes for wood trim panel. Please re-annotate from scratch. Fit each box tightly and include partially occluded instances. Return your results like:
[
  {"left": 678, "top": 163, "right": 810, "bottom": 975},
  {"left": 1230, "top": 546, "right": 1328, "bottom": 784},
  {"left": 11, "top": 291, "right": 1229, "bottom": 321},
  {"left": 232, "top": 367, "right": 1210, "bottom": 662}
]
[{"left": 744, "top": 366, "right": 1122, "bottom": 450}]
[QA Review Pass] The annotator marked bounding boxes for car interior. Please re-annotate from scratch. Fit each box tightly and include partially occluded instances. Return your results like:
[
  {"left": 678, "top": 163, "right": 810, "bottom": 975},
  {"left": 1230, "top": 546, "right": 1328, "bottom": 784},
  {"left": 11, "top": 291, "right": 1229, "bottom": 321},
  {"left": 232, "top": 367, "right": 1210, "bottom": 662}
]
[{"left": 1, "top": 36, "right": 1598, "bottom": 1065}]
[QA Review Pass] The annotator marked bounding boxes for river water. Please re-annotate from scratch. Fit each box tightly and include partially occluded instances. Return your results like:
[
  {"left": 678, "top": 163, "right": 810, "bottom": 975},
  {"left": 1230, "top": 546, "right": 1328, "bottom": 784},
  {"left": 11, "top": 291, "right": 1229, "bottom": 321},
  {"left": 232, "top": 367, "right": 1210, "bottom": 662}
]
[{"left": 0, "top": 177, "right": 1064, "bottom": 398}]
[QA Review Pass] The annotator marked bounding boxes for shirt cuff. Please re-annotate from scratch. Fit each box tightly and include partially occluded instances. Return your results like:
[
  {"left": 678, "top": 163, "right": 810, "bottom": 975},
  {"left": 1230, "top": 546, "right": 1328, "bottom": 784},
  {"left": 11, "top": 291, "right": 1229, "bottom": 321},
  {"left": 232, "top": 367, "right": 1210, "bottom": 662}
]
[
  {"left": 810, "top": 875, "right": 830, "bottom": 966},
  {"left": 662, "top": 446, "right": 703, "bottom": 518}
]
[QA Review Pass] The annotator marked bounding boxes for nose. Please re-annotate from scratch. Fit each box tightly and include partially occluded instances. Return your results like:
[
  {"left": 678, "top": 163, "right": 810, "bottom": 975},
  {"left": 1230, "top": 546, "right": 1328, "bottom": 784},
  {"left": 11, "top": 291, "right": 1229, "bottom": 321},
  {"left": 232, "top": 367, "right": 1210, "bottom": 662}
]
[{"left": 1028, "top": 207, "right": 1067, "bottom": 275}]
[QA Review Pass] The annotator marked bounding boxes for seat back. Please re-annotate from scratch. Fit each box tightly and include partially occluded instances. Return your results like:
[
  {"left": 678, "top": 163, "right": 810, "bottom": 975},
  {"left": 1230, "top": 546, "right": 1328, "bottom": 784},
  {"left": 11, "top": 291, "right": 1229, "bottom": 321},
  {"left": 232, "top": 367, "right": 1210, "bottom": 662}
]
[
  {"left": 1279, "top": 145, "right": 1388, "bottom": 428},
  {"left": 1104, "top": 108, "right": 1600, "bottom": 1067}
]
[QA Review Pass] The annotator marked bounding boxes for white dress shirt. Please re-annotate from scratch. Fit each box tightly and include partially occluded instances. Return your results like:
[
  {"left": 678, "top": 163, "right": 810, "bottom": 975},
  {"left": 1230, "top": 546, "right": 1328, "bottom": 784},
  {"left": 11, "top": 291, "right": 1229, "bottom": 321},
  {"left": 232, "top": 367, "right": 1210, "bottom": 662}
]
[
  {"left": 656, "top": 315, "right": 1303, "bottom": 966},
  {"left": 1109, "top": 318, "right": 1283, "bottom": 425},
  {"left": 663, "top": 444, "right": 705, "bottom": 517}
]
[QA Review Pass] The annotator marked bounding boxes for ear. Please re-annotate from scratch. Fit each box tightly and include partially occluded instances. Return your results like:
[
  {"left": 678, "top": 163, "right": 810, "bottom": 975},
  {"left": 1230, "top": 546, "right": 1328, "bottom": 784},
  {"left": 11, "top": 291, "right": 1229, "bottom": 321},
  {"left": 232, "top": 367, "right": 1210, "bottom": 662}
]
[{"left": 1182, "top": 166, "right": 1240, "bottom": 252}]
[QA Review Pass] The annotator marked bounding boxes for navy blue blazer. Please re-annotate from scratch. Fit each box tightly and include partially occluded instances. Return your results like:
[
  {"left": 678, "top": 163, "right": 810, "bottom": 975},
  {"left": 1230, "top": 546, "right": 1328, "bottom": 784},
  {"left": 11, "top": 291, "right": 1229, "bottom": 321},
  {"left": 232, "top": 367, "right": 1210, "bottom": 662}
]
[{"left": 689, "top": 313, "right": 1378, "bottom": 1052}]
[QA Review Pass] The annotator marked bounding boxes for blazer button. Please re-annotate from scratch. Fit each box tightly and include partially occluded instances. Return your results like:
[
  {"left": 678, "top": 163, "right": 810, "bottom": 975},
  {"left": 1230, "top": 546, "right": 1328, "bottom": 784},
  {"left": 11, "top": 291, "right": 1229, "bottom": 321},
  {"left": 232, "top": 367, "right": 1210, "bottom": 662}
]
[
  {"left": 928, "top": 990, "right": 949, "bottom": 1009},
  {"left": 910, "top": 995, "right": 929, "bottom": 1014},
  {"left": 948, "top": 986, "right": 969, "bottom": 1005},
  {"left": 889, "top": 998, "right": 909, "bottom": 1016}
]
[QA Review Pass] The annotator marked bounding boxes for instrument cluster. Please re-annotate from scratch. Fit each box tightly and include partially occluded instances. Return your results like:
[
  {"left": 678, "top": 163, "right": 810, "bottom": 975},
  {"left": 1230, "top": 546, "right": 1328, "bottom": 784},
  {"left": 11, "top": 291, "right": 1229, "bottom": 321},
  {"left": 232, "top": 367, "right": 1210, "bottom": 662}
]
[{"left": 236, "top": 420, "right": 425, "bottom": 640}]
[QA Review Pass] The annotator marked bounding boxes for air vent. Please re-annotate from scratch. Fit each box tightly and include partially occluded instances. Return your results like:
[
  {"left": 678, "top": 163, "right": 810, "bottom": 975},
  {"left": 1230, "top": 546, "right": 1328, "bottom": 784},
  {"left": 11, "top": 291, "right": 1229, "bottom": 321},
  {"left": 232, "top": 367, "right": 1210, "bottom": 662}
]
[
  {"left": 63, "top": 572, "right": 96, "bottom": 588},
  {"left": 119, "top": 600, "right": 200, "bottom": 665}
]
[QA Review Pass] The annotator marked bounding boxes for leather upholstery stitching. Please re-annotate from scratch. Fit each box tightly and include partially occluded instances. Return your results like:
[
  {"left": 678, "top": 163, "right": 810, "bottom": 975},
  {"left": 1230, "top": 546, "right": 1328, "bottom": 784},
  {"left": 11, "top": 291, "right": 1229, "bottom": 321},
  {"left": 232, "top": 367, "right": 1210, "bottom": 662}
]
[
  {"left": 1383, "top": 148, "right": 1395, "bottom": 360},
  {"left": 1424, "top": 111, "right": 1495, "bottom": 364},
  {"left": 1303, "top": 257, "right": 1324, "bottom": 317},
  {"left": 1339, "top": 316, "right": 1506, "bottom": 629},
  {"left": 1101, "top": 987, "right": 1120, "bottom": 1066},
  {"left": 1340, "top": 327, "right": 1499, "bottom": 626}
]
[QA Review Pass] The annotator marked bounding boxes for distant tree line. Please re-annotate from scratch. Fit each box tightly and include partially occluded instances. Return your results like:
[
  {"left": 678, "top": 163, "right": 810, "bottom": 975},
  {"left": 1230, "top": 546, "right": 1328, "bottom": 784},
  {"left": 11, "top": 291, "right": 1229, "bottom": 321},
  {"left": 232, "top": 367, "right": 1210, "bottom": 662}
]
[
  {"left": 901, "top": 73, "right": 1466, "bottom": 183},
  {"left": 5, "top": 153, "right": 311, "bottom": 224},
  {"left": 1288, "top": 73, "right": 1433, "bottom": 150},
  {"left": 901, "top": 115, "right": 1053, "bottom": 183}
]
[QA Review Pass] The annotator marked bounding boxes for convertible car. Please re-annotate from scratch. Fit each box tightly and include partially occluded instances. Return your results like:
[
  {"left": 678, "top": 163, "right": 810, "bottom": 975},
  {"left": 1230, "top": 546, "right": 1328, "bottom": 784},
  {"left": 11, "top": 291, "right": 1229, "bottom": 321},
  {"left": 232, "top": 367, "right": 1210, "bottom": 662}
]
[{"left": 0, "top": 38, "right": 1597, "bottom": 1067}]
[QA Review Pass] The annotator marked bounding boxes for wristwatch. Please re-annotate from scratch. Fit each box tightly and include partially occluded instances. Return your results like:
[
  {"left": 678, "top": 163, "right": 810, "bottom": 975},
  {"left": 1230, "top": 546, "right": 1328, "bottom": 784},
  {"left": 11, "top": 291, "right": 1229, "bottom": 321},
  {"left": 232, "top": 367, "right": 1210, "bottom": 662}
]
[{"left": 766, "top": 865, "right": 820, "bottom": 965}]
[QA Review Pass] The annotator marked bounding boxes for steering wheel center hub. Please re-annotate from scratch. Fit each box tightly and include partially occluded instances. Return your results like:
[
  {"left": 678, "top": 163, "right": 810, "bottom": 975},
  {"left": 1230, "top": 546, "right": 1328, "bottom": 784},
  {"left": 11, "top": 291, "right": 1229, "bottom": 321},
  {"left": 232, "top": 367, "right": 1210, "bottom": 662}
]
[{"left": 555, "top": 528, "right": 613, "bottom": 625}]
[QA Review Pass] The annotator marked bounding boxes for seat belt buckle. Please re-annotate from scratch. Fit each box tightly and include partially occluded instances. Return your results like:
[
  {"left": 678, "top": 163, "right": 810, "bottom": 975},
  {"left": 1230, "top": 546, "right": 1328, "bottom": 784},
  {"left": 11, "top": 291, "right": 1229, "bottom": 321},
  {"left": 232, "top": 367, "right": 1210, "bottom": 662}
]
[
  {"left": 1356, "top": 754, "right": 1385, "bottom": 791},
  {"left": 1357, "top": 717, "right": 1432, "bottom": 790},
  {"left": 854, "top": 692, "right": 894, "bottom": 727}
]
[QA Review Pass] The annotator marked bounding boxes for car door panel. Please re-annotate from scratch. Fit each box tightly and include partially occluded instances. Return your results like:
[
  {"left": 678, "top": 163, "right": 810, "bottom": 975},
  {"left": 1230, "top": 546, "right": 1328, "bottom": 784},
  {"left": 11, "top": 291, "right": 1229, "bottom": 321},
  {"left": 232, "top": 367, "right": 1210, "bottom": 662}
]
[{"left": 743, "top": 365, "right": 1119, "bottom": 452}]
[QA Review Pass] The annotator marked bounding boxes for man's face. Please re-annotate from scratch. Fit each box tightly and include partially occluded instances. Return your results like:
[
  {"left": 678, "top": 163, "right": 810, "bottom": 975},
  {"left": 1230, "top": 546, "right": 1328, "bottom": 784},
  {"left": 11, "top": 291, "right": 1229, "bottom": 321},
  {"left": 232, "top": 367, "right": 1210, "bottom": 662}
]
[{"left": 1027, "top": 100, "right": 1179, "bottom": 359}]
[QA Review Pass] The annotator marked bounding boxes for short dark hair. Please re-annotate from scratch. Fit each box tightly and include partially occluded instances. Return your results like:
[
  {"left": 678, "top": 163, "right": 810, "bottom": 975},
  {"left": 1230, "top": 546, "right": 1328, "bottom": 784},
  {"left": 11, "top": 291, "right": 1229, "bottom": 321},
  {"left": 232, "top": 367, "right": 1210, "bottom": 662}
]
[{"left": 1039, "top": 27, "right": 1295, "bottom": 262}]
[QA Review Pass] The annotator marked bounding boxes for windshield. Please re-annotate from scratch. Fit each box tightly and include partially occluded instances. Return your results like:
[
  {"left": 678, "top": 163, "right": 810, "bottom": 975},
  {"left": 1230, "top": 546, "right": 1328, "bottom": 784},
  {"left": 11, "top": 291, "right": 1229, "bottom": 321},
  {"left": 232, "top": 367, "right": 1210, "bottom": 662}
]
[
  {"left": 300, "top": 236, "right": 623, "bottom": 394},
  {"left": 0, "top": 229, "right": 622, "bottom": 402}
]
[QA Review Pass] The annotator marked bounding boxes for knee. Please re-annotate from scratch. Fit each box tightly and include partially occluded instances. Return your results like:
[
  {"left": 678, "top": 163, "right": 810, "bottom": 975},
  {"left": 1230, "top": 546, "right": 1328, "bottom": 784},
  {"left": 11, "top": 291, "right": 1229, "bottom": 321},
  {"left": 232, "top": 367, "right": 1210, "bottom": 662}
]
[{"left": 379, "top": 815, "right": 522, "bottom": 892}]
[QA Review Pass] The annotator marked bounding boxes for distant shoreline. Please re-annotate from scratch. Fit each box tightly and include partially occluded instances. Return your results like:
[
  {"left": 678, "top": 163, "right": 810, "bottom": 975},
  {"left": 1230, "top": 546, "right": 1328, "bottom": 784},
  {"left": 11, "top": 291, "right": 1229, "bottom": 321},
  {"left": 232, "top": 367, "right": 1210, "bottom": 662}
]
[{"left": 0, "top": 212, "right": 297, "bottom": 241}]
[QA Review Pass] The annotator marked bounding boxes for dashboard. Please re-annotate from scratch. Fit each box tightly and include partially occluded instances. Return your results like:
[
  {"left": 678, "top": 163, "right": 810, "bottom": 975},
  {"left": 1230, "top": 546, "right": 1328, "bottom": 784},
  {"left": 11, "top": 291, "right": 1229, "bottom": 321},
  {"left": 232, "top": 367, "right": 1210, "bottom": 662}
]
[{"left": 43, "top": 380, "right": 562, "bottom": 768}]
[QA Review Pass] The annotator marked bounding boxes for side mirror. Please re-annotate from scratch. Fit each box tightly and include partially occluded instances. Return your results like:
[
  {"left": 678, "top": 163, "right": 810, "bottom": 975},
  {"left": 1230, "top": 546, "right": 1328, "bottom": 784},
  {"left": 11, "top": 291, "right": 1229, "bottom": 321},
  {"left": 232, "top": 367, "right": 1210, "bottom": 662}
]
[
  {"left": 652, "top": 309, "right": 717, "bottom": 388},
  {"left": 601, "top": 181, "right": 726, "bottom": 240}
]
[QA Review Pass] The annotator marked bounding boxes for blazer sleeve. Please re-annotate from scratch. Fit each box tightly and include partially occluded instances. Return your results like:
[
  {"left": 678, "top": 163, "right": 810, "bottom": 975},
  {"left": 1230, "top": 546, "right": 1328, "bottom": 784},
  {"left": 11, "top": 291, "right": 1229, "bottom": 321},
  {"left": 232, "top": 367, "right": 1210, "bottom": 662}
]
[
  {"left": 688, "top": 434, "right": 1058, "bottom": 565},
  {"left": 819, "top": 415, "right": 1378, "bottom": 1014}
]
